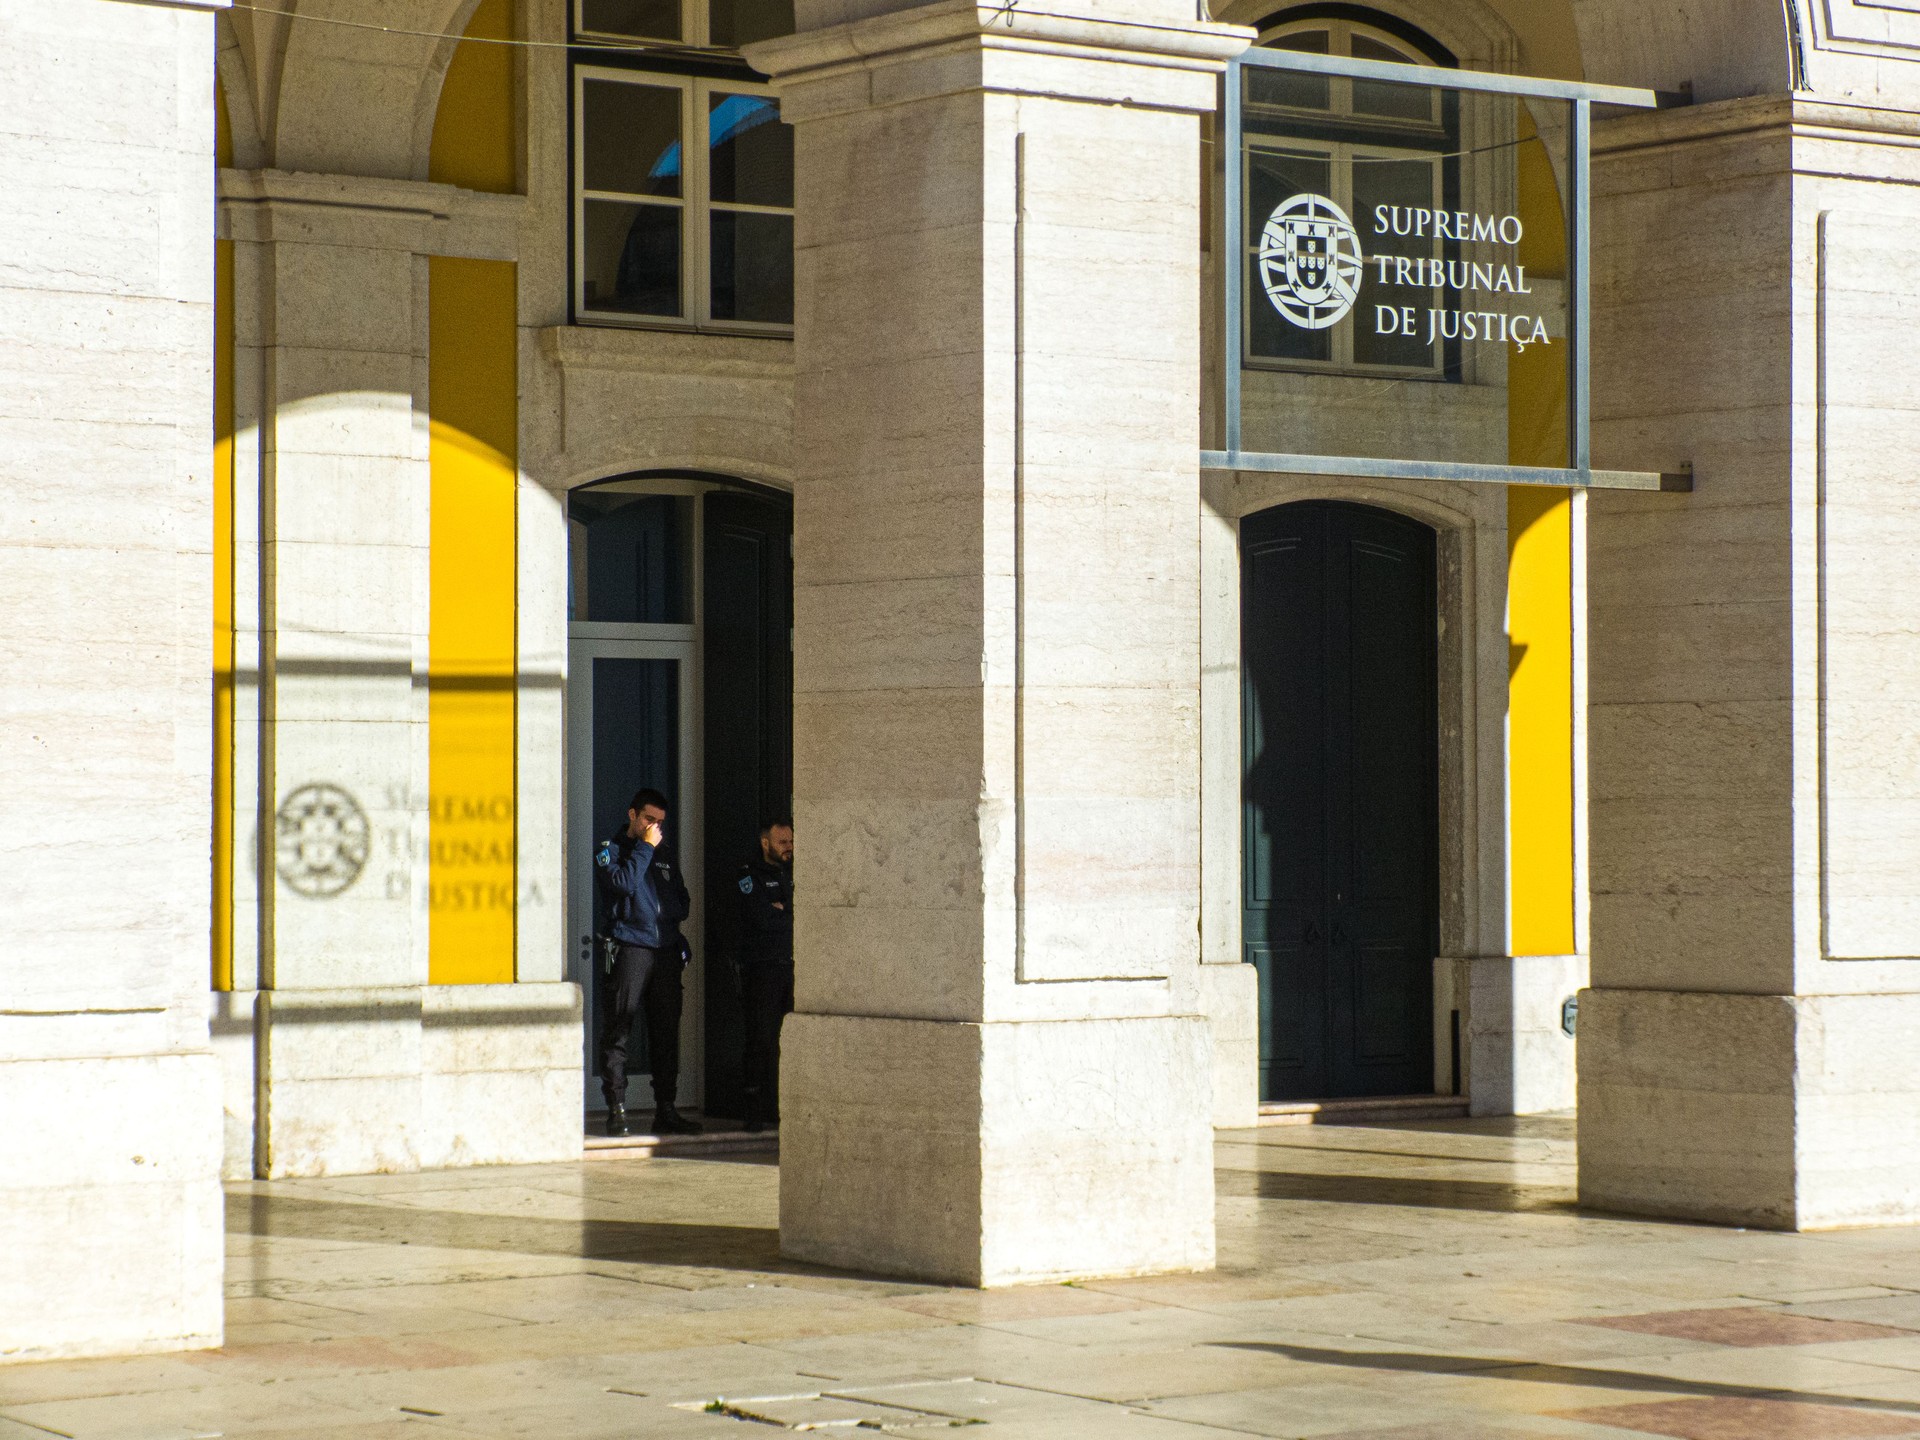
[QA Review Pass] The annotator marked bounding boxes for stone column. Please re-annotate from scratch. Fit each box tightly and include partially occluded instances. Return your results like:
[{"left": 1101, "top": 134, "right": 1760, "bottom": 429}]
[
  {"left": 1582, "top": 95, "right": 1920, "bottom": 1228},
  {"left": 0, "top": 0, "right": 227, "bottom": 1360},
  {"left": 747, "top": 0, "right": 1247, "bottom": 1285}
]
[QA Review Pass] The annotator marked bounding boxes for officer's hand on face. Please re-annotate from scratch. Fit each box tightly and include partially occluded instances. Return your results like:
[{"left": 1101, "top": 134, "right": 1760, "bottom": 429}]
[{"left": 627, "top": 806, "right": 667, "bottom": 848}]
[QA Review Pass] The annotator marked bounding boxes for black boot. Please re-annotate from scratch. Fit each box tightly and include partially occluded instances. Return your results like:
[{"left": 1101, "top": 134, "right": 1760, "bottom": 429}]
[
  {"left": 653, "top": 1104, "right": 703, "bottom": 1135},
  {"left": 605, "top": 1105, "right": 630, "bottom": 1138}
]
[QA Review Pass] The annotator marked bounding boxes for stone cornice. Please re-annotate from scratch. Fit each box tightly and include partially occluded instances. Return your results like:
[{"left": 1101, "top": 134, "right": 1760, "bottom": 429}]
[
  {"left": 218, "top": 170, "right": 525, "bottom": 259},
  {"left": 744, "top": 0, "right": 1251, "bottom": 116},
  {"left": 539, "top": 325, "right": 794, "bottom": 381},
  {"left": 1593, "top": 93, "right": 1920, "bottom": 157}
]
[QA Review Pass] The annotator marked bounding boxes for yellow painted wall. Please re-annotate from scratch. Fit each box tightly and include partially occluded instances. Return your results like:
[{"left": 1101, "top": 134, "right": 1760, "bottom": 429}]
[
  {"left": 1506, "top": 109, "right": 1577, "bottom": 957},
  {"left": 428, "top": 257, "right": 519, "bottom": 984},
  {"left": 429, "top": 0, "right": 517, "bottom": 194},
  {"left": 213, "top": 79, "right": 235, "bottom": 992}
]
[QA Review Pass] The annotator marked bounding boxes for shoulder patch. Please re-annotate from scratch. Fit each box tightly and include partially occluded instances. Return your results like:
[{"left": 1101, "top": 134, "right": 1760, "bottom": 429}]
[
  {"left": 595, "top": 840, "right": 613, "bottom": 868},
  {"left": 738, "top": 875, "right": 754, "bottom": 894}
]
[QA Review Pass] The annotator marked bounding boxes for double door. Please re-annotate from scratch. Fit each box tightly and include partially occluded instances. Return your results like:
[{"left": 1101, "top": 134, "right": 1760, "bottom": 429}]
[{"left": 1241, "top": 500, "right": 1438, "bottom": 1101}]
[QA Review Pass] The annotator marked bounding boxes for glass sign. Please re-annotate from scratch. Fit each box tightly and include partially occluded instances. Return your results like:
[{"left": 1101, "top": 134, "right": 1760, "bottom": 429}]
[{"left": 1213, "top": 49, "right": 1669, "bottom": 489}]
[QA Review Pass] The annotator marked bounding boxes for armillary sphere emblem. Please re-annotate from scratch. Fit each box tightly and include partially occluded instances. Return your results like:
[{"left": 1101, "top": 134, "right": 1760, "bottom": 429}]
[
  {"left": 1259, "top": 192, "right": 1364, "bottom": 330},
  {"left": 275, "top": 783, "right": 371, "bottom": 898}
]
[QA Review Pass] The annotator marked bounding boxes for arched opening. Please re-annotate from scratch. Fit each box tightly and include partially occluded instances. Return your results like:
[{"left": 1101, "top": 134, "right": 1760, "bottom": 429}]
[
  {"left": 1253, "top": 4, "right": 1458, "bottom": 66},
  {"left": 1241, "top": 499, "right": 1439, "bottom": 1101},
  {"left": 567, "top": 472, "right": 793, "bottom": 1131}
]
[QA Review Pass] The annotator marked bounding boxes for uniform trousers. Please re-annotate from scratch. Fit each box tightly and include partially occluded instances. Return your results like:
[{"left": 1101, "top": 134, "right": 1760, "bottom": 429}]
[
  {"left": 740, "top": 958, "right": 794, "bottom": 1121},
  {"left": 600, "top": 942, "right": 684, "bottom": 1111}
]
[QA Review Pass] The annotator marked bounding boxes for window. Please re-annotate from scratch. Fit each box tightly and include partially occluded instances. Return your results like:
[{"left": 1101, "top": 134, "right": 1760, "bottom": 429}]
[
  {"left": 576, "top": 0, "right": 793, "bottom": 48},
  {"left": 1245, "top": 19, "right": 1452, "bottom": 375},
  {"left": 572, "top": 0, "right": 796, "bottom": 331}
]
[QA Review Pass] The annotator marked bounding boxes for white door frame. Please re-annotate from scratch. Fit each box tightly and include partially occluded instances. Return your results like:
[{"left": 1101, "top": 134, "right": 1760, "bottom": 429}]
[{"left": 566, "top": 631, "right": 704, "bottom": 1112}]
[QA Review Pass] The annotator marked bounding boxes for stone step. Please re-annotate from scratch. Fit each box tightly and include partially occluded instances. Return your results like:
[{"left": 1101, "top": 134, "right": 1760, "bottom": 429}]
[
  {"left": 583, "top": 1117, "right": 779, "bottom": 1159},
  {"left": 1256, "top": 1094, "right": 1470, "bottom": 1127}
]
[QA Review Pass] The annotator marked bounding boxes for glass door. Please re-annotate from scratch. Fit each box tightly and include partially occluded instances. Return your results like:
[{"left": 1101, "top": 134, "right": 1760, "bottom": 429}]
[{"left": 567, "top": 635, "right": 699, "bottom": 1116}]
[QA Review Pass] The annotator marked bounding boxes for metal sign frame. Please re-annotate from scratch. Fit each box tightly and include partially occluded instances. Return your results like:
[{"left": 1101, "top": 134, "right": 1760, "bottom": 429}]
[{"left": 1208, "top": 48, "right": 1688, "bottom": 492}]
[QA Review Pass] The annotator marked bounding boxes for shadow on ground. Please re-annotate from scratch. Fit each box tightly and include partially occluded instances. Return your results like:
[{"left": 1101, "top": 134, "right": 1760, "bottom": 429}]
[
  {"left": 1219, "top": 1168, "right": 1579, "bottom": 1215},
  {"left": 1215, "top": 1342, "right": 1920, "bottom": 1419},
  {"left": 227, "top": 1190, "right": 788, "bottom": 1273}
]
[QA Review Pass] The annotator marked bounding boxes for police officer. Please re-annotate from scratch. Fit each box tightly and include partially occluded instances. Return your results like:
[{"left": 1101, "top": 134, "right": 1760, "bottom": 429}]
[
  {"left": 594, "top": 787, "right": 701, "bottom": 1137},
  {"left": 735, "top": 818, "right": 793, "bottom": 1133}
]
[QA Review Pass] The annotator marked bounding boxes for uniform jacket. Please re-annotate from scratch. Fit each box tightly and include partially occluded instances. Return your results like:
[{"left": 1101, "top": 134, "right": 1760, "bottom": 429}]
[
  {"left": 735, "top": 855, "right": 793, "bottom": 967},
  {"left": 595, "top": 833, "right": 691, "bottom": 950}
]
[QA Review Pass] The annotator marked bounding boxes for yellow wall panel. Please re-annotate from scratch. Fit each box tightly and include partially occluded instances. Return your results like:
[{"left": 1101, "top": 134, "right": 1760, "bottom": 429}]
[
  {"left": 213, "top": 230, "right": 234, "bottom": 992},
  {"left": 1504, "top": 106, "right": 1577, "bottom": 958},
  {"left": 429, "top": 256, "right": 518, "bottom": 984},
  {"left": 1507, "top": 489, "right": 1576, "bottom": 956},
  {"left": 429, "top": 0, "right": 516, "bottom": 195}
]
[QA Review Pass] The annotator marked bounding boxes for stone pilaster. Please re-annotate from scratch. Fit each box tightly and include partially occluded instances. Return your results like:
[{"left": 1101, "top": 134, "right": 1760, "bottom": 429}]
[
  {"left": 0, "top": 0, "right": 226, "bottom": 1360},
  {"left": 748, "top": 0, "right": 1247, "bottom": 1284},
  {"left": 1583, "top": 97, "right": 1920, "bottom": 1227}
]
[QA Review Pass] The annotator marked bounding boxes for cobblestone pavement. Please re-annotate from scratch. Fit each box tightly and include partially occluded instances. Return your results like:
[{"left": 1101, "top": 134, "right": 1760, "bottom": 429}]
[{"left": 11, "top": 1117, "right": 1920, "bottom": 1438}]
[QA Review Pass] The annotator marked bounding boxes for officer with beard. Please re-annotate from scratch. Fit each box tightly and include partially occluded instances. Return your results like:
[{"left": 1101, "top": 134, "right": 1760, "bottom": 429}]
[{"left": 734, "top": 818, "right": 793, "bottom": 1132}]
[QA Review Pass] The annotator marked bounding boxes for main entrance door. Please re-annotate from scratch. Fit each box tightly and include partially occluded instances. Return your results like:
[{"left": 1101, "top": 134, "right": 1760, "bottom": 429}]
[{"left": 1242, "top": 500, "right": 1438, "bottom": 1102}]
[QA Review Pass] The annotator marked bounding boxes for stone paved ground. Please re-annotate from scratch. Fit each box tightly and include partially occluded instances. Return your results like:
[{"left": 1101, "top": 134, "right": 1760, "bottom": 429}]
[{"left": 10, "top": 1117, "right": 1920, "bottom": 1438}]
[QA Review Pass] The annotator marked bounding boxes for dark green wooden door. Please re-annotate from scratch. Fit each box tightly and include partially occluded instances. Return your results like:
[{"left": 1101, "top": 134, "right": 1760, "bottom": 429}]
[
  {"left": 1242, "top": 501, "right": 1438, "bottom": 1101},
  {"left": 701, "top": 489, "right": 793, "bottom": 1121}
]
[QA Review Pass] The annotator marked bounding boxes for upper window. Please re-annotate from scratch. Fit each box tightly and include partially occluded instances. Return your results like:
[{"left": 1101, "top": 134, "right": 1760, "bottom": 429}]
[
  {"left": 572, "top": 1, "right": 796, "bottom": 331},
  {"left": 1244, "top": 18, "right": 1453, "bottom": 375},
  {"left": 1257, "top": 19, "right": 1441, "bottom": 124},
  {"left": 576, "top": 0, "right": 794, "bottom": 49}
]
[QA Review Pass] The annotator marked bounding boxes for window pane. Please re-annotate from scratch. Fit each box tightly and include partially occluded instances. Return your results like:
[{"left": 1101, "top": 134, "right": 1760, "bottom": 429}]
[
  {"left": 1350, "top": 34, "right": 1434, "bottom": 121},
  {"left": 710, "top": 0, "right": 794, "bottom": 47},
  {"left": 1252, "top": 31, "right": 1330, "bottom": 111},
  {"left": 710, "top": 210, "right": 794, "bottom": 324},
  {"left": 708, "top": 94, "right": 792, "bottom": 207},
  {"left": 582, "top": 79, "right": 682, "bottom": 197},
  {"left": 1246, "top": 149, "right": 1332, "bottom": 362},
  {"left": 1351, "top": 156, "right": 1438, "bottom": 368},
  {"left": 583, "top": 200, "right": 681, "bottom": 315},
  {"left": 579, "top": 0, "right": 681, "bottom": 41}
]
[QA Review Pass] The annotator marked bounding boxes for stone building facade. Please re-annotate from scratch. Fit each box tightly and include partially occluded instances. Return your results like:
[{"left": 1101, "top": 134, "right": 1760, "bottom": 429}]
[{"left": 8, "top": 0, "right": 1920, "bottom": 1361}]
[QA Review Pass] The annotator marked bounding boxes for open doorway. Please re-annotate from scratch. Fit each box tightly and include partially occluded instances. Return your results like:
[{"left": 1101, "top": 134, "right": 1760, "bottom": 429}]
[{"left": 566, "top": 476, "right": 792, "bottom": 1127}]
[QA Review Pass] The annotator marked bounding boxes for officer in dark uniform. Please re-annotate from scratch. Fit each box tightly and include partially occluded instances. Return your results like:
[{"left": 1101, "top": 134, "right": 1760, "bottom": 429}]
[
  {"left": 735, "top": 818, "right": 793, "bottom": 1132},
  {"left": 594, "top": 787, "right": 701, "bottom": 1137}
]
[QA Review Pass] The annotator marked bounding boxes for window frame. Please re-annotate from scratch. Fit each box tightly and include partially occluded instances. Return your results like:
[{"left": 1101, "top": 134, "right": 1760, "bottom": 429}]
[
  {"left": 1242, "top": 135, "right": 1446, "bottom": 376},
  {"left": 1258, "top": 18, "right": 1439, "bottom": 123},
  {"left": 571, "top": 65, "right": 794, "bottom": 335},
  {"left": 574, "top": 0, "right": 703, "bottom": 48},
  {"left": 1242, "top": 17, "right": 1454, "bottom": 380}
]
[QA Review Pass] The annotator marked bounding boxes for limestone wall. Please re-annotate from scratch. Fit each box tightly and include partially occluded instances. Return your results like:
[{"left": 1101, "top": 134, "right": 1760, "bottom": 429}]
[{"left": 0, "top": 0, "right": 229, "bottom": 1361}]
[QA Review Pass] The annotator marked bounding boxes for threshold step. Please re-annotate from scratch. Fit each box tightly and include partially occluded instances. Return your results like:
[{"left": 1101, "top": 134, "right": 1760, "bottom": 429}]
[
  {"left": 1257, "top": 1094, "right": 1469, "bottom": 1127},
  {"left": 584, "top": 1118, "right": 778, "bottom": 1158}
]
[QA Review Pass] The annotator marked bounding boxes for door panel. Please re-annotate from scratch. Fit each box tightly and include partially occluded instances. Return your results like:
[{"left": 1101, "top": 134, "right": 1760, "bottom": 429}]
[
  {"left": 700, "top": 492, "right": 793, "bottom": 1121},
  {"left": 1242, "top": 500, "right": 1438, "bottom": 1101},
  {"left": 567, "top": 641, "right": 695, "bottom": 1113}
]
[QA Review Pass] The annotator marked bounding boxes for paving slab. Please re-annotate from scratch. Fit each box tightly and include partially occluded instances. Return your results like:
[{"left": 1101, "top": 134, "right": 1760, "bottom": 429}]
[{"left": 17, "top": 1119, "right": 1920, "bottom": 1438}]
